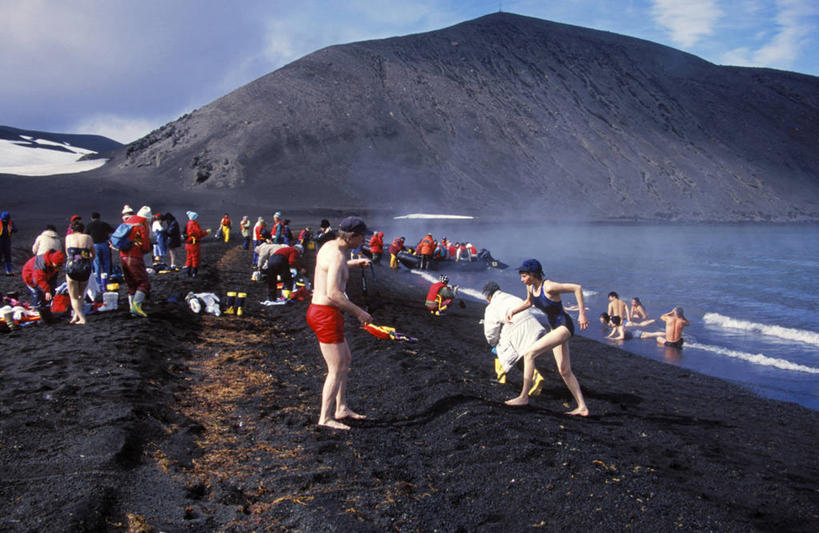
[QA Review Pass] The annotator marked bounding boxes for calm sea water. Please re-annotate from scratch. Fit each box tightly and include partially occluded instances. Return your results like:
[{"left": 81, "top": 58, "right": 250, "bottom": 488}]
[{"left": 379, "top": 221, "right": 819, "bottom": 411}]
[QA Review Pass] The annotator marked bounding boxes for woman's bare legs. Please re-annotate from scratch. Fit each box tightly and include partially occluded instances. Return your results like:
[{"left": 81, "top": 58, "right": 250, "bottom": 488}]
[
  {"left": 552, "top": 342, "right": 588, "bottom": 416},
  {"left": 318, "top": 341, "right": 365, "bottom": 430},
  {"left": 67, "top": 278, "right": 87, "bottom": 325},
  {"left": 505, "top": 327, "right": 570, "bottom": 406}
]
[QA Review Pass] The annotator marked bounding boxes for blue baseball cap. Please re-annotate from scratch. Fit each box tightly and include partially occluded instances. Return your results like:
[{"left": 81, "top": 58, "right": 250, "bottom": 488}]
[
  {"left": 517, "top": 258, "right": 543, "bottom": 274},
  {"left": 339, "top": 216, "right": 368, "bottom": 235}
]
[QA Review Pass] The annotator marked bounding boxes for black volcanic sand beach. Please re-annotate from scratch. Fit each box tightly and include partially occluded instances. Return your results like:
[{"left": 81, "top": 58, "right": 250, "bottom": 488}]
[{"left": 1, "top": 223, "right": 818, "bottom": 532}]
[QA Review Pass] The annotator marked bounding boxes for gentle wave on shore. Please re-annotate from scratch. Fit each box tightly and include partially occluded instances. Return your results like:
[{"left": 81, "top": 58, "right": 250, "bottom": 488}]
[
  {"left": 686, "top": 341, "right": 819, "bottom": 374},
  {"left": 703, "top": 312, "right": 819, "bottom": 347}
]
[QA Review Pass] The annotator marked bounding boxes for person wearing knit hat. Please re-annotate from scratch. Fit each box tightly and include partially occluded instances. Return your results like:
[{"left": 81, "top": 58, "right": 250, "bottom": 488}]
[
  {"left": 273, "top": 211, "right": 284, "bottom": 244},
  {"left": 22, "top": 249, "right": 66, "bottom": 323},
  {"left": 504, "top": 258, "right": 590, "bottom": 415},
  {"left": 184, "top": 210, "right": 209, "bottom": 277},
  {"left": 66, "top": 215, "right": 82, "bottom": 236},
  {"left": 121, "top": 205, "right": 134, "bottom": 221}
]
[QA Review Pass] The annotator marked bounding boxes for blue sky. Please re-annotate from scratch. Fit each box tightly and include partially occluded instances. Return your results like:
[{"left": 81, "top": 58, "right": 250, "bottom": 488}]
[{"left": 1, "top": 0, "right": 817, "bottom": 144}]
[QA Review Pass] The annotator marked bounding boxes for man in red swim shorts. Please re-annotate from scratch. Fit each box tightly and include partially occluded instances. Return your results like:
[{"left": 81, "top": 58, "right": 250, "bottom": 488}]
[{"left": 307, "top": 216, "right": 372, "bottom": 430}]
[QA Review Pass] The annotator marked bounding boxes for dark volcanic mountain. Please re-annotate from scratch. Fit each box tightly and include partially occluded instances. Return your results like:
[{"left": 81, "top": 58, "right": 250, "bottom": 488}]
[
  {"left": 93, "top": 13, "right": 819, "bottom": 221},
  {"left": 1, "top": 125, "right": 122, "bottom": 154}
]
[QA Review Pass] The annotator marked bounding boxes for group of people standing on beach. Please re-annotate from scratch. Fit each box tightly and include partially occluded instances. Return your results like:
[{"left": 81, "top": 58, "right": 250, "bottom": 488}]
[
  {"left": 4, "top": 205, "right": 244, "bottom": 324},
  {"left": 6, "top": 206, "right": 687, "bottom": 431}
]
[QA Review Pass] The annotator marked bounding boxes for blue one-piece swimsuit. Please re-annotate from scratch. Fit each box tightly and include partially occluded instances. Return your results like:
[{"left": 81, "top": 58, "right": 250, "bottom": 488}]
[{"left": 532, "top": 287, "right": 575, "bottom": 336}]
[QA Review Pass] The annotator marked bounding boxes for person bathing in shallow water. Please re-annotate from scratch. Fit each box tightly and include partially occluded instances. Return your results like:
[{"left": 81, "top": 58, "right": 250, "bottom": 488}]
[
  {"left": 504, "top": 259, "right": 590, "bottom": 416},
  {"left": 641, "top": 307, "right": 690, "bottom": 348},
  {"left": 627, "top": 297, "right": 656, "bottom": 327},
  {"left": 307, "top": 217, "right": 373, "bottom": 430}
]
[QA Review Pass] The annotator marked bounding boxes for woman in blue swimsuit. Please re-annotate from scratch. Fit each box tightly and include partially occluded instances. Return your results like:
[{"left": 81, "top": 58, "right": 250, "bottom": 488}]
[{"left": 505, "top": 259, "right": 590, "bottom": 416}]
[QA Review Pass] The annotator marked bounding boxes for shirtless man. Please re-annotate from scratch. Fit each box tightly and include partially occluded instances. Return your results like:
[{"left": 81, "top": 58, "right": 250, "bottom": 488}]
[
  {"left": 307, "top": 216, "right": 373, "bottom": 430},
  {"left": 607, "top": 291, "right": 630, "bottom": 325},
  {"left": 642, "top": 307, "right": 690, "bottom": 348}
]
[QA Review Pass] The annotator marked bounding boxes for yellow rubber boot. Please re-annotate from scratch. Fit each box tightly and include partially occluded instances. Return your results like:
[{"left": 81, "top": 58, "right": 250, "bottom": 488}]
[
  {"left": 494, "top": 358, "right": 507, "bottom": 384},
  {"left": 224, "top": 291, "right": 236, "bottom": 315},
  {"left": 282, "top": 289, "right": 292, "bottom": 300},
  {"left": 236, "top": 292, "right": 246, "bottom": 316},
  {"left": 529, "top": 369, "right": 545, "bottom": 396}
]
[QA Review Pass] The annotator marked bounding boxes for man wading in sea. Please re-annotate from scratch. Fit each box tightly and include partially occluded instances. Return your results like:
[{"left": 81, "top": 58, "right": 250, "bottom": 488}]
[{"left": 306, "top": 217, "right": 373, "bottom": 430}]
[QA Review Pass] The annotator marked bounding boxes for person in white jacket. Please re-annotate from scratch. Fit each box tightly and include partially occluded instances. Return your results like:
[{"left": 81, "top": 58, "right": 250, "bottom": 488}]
[{"left": 482, "top": 281, "right": 546, "bottom": 396}]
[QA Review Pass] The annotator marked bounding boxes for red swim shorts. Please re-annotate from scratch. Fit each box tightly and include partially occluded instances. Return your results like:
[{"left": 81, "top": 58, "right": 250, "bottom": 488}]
[{"left": 306, "top": 303, "right": 345, "bottom": 344}]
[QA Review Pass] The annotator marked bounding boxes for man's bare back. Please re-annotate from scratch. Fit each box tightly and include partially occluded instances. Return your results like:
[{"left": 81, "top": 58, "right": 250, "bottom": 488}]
[
  {"left": 664, "top": 316, "right": 687, "bottom": 342},
  {"left": 608, "top": 297, "right": 629, "bottom": 321}
]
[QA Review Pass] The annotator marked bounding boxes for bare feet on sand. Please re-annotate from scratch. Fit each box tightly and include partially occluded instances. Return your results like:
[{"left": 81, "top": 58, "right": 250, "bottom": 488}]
[
  {"left": 566, "top": 406, "right": 590, "bottom": 417},
  {"left": 318, "top": 419, "right": 351, "bottom": 431},
  {"left": 504, "top": 395, "right": 529, "bottom": 406},
  {"left": 335, "top": 408, "right": 366, "bottom": 421}
]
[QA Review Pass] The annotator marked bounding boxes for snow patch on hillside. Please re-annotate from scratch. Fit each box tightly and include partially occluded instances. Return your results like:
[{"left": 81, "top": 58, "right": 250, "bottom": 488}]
[{"left": 0, "top": 138, "right": 107, "bottom": 176}]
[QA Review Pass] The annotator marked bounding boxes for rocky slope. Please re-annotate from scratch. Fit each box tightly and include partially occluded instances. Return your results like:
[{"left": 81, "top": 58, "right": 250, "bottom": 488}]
[{"left": 19, "top": 13, "right": 819, "bottom": 221}]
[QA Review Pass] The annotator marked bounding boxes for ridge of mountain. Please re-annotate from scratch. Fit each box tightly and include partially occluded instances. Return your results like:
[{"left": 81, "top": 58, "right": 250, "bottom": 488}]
[{"left": 19, "top": 13, "right": 819, "bottom": 221}]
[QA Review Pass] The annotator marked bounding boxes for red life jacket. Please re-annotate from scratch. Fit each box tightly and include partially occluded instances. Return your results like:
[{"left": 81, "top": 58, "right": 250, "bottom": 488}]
[
  {"left": 418, "top": 236, "right": 434, "bottom": 255},
  {"left": 425, "top": 282, "right": 446, "bottom": 309},
  {"left": 389, "top": 238, "right": 405, "bottom": 255},
  {"left": 369, "top": 232, "right": 384, "bottom": 253}
]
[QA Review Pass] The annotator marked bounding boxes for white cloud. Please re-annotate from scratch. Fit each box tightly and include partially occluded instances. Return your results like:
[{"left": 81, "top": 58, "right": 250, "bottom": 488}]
[
  {"left": 69, "top": 114, "right": 164, "bottom": 144},
  {"left": 719, "top": 0, "right": 818, "bottom": 70},
  {"left": 754, "top": 0, "right": 818, "bottom": 66},
  {"left": 650, "top": 0, "right": 723, "bottom": 47}
]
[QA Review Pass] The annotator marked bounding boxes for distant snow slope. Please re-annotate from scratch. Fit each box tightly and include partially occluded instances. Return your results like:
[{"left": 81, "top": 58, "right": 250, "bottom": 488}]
[{"left": 0, "top": 136, "right": 107, "bottom": 176}]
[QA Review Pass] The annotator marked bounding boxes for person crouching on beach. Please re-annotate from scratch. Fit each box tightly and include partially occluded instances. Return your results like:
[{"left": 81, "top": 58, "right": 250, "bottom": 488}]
[
  {"left": 307, "top": 216, "right": 373, "bottom": 430},
  {"left": 482, "top": 281, "right": 547, "bottom": 394},
  {"left": 424, "top": 274, "right": 458, "bottom": 316},
  {"left": 22, "top": 249, "right": 65, "bottom": 323},
  {"left": 505, "top": 259, "right": 589, "bottom": 415}
]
